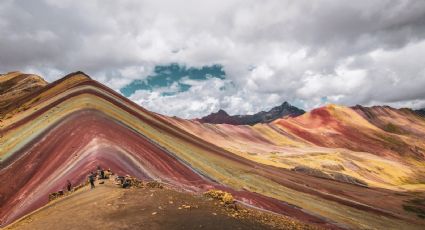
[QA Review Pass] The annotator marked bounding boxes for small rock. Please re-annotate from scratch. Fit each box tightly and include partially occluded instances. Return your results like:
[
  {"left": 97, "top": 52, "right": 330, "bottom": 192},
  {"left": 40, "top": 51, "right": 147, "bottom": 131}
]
[
  {"left": 152, "top": 212, "right": 157, "bottom": 215},
  {"left": 212, "top": 212, "right": 217, "bottom": 216},
  {"left": 226, "top": 203, "right": 237, "bottom": 210}
]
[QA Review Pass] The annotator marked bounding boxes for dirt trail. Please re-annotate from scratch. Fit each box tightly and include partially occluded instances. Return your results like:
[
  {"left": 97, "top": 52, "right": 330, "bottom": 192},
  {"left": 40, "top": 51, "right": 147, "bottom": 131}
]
[{"left": 5, "top": 180, "right": 320, "bottom": 230}]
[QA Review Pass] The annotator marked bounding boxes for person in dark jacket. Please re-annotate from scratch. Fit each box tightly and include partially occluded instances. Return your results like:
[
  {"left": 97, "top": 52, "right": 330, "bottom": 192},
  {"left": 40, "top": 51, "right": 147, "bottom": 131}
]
[
  {"left": 66, "top": 180, "right": 72, "bottom": 192},
  {"left": 88, "top": 172, "right": 95, "bottom": 189},
  {"left": 122, "top": 177, "right": 131, "bottom": 188},
  {"left": 100, "top": 169, "right": 105, "bottom": 179}
]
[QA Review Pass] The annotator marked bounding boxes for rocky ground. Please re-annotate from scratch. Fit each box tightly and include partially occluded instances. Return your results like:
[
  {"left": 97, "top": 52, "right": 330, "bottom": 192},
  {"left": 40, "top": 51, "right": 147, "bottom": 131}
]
[{"left": 5, "top": 179, "right": 320, "bottom": 230}]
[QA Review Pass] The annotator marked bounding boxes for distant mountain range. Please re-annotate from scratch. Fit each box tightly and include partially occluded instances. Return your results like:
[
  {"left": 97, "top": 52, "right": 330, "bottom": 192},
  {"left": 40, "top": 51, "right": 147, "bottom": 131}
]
[
  {"left": 415, "top": 108, "right": 425, "bottom": 117},
  {"left": 198, "top": 102, "right": 305, "bottom": 125}
]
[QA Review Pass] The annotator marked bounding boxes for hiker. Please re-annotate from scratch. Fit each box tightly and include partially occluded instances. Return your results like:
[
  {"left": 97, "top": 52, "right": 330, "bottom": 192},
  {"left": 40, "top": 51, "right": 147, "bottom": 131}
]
[
  {"left": 97, "top": 166, "right": 103, "bottom": 179},
  {"left": 122, "top": 176, "right": 131, "bottom": 188},
  {"left": 100, "top": 169, "right": 105, "bottom": 179},
  {"left": 88, "top": 172, "right": 95, "bottom": 189},
  {"left": 104, "top": 168, "right": 112, "bottom": 179},
  {"left": 66, "top": 180, "right": 72, "bottom": 192},
  {"left": 115, "top": 175, "right": 125, "bottom": 187},
  {"left": 115, "top": 175, "right": 124, "bottom": 184}
]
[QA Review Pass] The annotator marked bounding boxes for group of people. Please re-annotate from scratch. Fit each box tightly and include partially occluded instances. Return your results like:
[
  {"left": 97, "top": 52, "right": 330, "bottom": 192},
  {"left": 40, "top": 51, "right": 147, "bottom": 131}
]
[
  {"left": 54, "top": 166, "right": 117, "bottom": 201},
  {"left": 87, "top": 166, "right": 113, "bottom": 189},
  {"left": 115, "top": 175, "right": 133, "bottom": 188},
  {"left": 65, "top": 166, "right": 134, "bottom": 192}
]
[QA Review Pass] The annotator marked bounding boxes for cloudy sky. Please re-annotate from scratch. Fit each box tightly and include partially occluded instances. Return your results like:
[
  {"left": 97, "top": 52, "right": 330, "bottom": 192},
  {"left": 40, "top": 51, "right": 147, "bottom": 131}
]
[{"left": 1, "top": 0, "right": 425, "bottom": 118}]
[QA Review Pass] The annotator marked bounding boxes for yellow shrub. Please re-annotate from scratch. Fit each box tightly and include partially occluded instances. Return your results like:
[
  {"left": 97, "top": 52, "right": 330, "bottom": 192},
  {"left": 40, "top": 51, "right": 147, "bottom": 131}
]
[{"left": 204, "top": 189, "right": 234, "bottom": 204}]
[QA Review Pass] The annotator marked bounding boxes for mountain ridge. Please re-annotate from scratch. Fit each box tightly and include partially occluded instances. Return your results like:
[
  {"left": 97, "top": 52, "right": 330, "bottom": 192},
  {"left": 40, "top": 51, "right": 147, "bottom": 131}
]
[
  {"left": 198, "top": 102, "right": 305, "bottom": 125},
  {"left": 0, "top": 72, "right": 47, "bottom": 115}
]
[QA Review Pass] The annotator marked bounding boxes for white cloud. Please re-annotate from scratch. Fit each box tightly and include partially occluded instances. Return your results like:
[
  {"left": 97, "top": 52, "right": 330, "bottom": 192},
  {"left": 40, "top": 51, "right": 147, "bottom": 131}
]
[
  {"left": 1, "top": 0, "right": 425, "bottom": 118},
  {"left": 129, "top": 77, "right": 226, "bottom": 118}
]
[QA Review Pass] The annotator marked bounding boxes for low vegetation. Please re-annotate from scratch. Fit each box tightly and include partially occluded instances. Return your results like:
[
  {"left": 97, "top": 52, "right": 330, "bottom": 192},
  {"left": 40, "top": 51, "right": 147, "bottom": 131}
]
[{"left": 204, "top": 189, "right": 235, "bottom": 205}]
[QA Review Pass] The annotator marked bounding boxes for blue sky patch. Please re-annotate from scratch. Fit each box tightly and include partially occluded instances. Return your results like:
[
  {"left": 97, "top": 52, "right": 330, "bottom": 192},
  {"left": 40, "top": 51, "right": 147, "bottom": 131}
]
[{"left": 120, "top": 64, "right": 225, "bottom": 97}]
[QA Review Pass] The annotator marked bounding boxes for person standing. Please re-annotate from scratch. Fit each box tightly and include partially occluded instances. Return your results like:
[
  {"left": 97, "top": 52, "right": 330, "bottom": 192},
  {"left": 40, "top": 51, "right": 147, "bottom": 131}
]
[
  {"left": 88, "top": 172, "right": 95, "bottom": 189},
  {"left": 66, "top": 180, "right": 72, "bottom": 192},
  {"left": 100, "top": 169, "right": 105, "bottom": 179},
  {"left": 97, "top": 166, "right": 103, "bottom": 179}
]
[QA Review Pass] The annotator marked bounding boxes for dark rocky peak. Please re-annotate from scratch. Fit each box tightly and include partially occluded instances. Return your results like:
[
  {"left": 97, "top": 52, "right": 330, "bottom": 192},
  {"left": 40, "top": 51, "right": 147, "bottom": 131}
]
[
  {"left": 415, "top": 108, "right": 425, "bottom": 117},
  {"left": 199, "top": 102, "right": 305, "bottom": 126}
]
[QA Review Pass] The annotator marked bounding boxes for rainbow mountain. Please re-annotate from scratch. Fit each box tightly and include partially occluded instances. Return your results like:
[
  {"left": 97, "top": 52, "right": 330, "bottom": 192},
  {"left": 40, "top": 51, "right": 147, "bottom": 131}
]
[{"left": 1, "top": 71, "right": 425, "bottom": 229}]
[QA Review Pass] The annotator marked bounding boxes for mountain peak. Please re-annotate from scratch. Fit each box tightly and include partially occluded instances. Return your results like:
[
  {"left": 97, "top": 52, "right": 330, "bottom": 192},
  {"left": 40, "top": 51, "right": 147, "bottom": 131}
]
[
  {"left": 215, "top": 109, "right": 229, "bottom": 116},
  {"left": 281, "top": 101, "right": 290, "bottom": 106},
  {"left": 199, "top": 101, "right": 305, "bottom": 125},
  {"left": 62, "top": 71, "right": 92, "bottom": 80}
]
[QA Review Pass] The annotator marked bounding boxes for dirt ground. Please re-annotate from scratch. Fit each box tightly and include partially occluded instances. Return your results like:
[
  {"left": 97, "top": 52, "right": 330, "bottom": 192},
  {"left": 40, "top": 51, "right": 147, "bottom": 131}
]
[{"left": 5, "top": 180, "right": 319, "bottom": 230}]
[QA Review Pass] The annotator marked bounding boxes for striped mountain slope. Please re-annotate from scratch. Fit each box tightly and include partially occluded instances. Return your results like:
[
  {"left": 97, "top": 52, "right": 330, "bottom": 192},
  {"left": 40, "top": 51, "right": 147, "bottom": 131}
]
[{"left": 1, "top": 72, "right": 424, "bottom": 229}]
